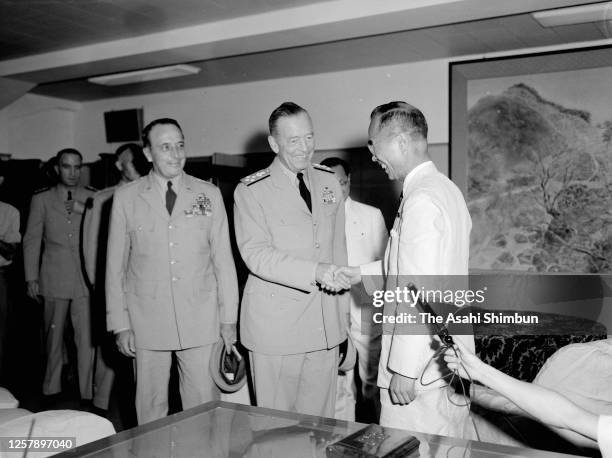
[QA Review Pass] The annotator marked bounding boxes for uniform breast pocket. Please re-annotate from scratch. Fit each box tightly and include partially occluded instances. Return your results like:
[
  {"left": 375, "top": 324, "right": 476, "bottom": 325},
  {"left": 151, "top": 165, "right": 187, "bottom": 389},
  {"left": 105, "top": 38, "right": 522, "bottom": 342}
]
[
  {"left": 184, "top": 215, "right": 212, "bottom": 251},
  {"left": 128, "top": 223, "right": 156, "bottom": 254},
  {"left": 272, "top": 217, "right": 312, "bottom": 248}
]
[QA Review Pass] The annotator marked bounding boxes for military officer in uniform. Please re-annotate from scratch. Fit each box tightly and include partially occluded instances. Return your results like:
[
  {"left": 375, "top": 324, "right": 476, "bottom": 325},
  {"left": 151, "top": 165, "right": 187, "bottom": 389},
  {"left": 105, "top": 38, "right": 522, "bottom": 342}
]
[
  {"left": 82, "top": 143, "right": 149, "bottom": 413},
  {"left": 233, "top": 102, "right": 349, "bottom": 417},
  {"left": 106, "top": 118, "right": 239, "bottom": 424},
  {"left": 23, "top": 148, "right": 96, "bottom": 402}
]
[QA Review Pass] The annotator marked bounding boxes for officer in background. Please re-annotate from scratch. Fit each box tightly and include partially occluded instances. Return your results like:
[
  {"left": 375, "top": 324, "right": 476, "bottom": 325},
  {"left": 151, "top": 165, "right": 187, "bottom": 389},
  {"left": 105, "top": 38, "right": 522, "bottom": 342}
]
[
  {"left": 23, "top": 148, "right": 96, "bottom": 403},
  {"left": 320, "top": 157, "right": 388, "bottom": 422},
  {"left": 233, "top": 102, "right": 349, "bottom": 417},
  {"left": 82, "top": 143, "right": 149, "bottom": 414}
]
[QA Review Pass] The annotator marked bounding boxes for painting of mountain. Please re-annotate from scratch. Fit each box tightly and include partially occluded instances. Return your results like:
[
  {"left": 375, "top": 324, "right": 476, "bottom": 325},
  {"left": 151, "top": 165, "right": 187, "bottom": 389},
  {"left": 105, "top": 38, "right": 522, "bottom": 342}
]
[{"left": 467, "top": 82, "right": 612, "bottom": 273}]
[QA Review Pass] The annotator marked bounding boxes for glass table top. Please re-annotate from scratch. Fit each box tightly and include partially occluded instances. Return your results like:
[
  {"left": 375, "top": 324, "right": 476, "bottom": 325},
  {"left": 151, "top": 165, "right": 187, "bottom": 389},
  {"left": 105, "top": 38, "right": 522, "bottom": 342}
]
[{"left": 56, "top": 401, "right": 586, "bottom": 458}]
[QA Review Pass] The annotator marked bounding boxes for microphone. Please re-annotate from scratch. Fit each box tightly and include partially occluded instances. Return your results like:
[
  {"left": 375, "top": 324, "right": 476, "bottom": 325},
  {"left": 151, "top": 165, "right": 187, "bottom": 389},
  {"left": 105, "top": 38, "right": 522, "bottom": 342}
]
[{"left": 407, "top": 283, "right": 455, "bottom": 345}]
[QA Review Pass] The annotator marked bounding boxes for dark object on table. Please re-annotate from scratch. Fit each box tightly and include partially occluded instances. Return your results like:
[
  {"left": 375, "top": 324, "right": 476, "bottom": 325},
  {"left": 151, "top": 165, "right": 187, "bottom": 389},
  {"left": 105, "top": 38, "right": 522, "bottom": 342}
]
[{"left": 326, "top": 424, "right": 419, "bottom": 457}]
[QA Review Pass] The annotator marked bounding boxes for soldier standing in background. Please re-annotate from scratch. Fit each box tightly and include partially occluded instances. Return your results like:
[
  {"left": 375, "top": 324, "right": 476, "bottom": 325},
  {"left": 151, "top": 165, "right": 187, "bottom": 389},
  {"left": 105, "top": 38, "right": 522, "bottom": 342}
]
[{"left": 23, "top": 148, "right": 96, "bottom": 403}]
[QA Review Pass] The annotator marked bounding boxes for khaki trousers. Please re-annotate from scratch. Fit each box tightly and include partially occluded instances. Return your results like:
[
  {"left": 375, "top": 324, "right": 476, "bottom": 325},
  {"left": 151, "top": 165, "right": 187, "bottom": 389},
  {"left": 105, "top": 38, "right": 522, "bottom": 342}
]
[
  {"left": 250, "top": 347, "right": 338, "bottom": 418},
  {"left": 135, "top": 343, "right": 218, "bottom": 425},
  {"left": 43, "top": 296, "right": 94, "bottom": 399}
]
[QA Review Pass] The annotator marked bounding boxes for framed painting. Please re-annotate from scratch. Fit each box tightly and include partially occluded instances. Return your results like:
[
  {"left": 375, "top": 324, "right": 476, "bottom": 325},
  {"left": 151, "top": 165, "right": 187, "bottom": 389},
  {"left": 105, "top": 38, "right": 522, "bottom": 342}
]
[{"left": 450, "top": 45, "right": 612, "bottom": 273}]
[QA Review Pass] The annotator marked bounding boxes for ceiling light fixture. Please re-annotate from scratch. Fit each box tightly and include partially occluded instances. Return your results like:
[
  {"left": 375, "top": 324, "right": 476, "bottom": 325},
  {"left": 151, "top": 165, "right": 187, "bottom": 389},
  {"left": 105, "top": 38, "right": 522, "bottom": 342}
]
[
  {"left": 532, "top": 1, "right": 612, "bottom": 27},
  {"left": 88, "top": 64, "right": 201, "bottom": 86}
]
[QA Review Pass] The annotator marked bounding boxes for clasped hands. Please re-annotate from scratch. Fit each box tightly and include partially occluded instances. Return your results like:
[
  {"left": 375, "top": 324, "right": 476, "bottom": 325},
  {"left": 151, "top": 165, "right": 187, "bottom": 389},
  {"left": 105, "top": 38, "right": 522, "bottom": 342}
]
[{"left": 315, "top": 263, "right": 361, "bottom": 292}]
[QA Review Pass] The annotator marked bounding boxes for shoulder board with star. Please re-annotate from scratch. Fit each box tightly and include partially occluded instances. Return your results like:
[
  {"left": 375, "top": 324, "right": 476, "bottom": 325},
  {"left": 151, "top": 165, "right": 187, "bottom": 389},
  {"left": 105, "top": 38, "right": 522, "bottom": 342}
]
[
  {"left": 33, "top": 186, "right": 50, "bottom": 195},
  {"left": 240, "top": 169, "right": 270, "bottom": 186},
  {"left": 313, "top": 164, "right": 334, "bottom": 174}
]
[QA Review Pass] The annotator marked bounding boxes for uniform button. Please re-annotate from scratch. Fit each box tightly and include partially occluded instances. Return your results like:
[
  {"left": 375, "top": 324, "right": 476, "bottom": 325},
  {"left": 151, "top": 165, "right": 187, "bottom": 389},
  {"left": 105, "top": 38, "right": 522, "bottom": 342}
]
[
  {"left": 170, "top": 260, "right": 177, "bottom": 265},
  {"left": 172, "top": 277, "right": 178, "bottom": 282},
  {"left": 313, "top": 222, "right": 317, "bottom": 227},
  {"left": 168, "top": 224, "right": 173, "bottom": 229},
  {"left": 67, "top": 220, "right": 72, "bottom": 224},
  {"left": 315, "top": 243, "right": 320, "bottom": 248},
  {"left": 68, "top": 233, "right": 73, "bottom": 238}
]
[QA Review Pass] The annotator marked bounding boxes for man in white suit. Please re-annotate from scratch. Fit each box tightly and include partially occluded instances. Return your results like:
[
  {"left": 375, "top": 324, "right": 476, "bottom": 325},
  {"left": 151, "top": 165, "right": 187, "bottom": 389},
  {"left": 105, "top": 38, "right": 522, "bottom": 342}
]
[
  {"left": 339, "top": 102, "right": 474, "bottom": 437},
  {"left": 320, "top": 157, "right": 387, "bottom": 422}
]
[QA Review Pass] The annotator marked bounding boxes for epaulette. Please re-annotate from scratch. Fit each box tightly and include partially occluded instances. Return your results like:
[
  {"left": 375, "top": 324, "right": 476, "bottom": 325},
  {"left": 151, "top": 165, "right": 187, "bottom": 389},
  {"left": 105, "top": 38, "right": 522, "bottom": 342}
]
[
  {"left": 33, "top": 186, "right": 50, "bottom": 194},
  {"left": 241, "top": 169, "right": 270, "bottom": 186},
  {"left": 313, "top": 163, "right": 334, "bottom": 173},
  {"left": 85, "top": 185, "right": 97, "bottom": 192}
]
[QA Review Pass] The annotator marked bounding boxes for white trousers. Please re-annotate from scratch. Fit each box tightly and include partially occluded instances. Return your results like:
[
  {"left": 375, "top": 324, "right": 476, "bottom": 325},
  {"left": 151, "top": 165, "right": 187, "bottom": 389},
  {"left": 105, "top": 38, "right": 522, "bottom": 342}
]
[{"left": 379, "top": 387, "right": 470, "bottom": 438}]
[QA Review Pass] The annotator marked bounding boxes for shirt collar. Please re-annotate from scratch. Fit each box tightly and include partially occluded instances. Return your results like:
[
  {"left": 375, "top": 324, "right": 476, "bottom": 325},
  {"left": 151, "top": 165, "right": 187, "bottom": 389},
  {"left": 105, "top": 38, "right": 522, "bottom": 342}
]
[
  {"left": 402, "top": 160, "right": 433, "bottom": 195},
  {"left": 152, "top": 171, "right": 183, "bottom": 193},
  {"left": 278, "top": 158, "right": 308, "bottom": 187}
]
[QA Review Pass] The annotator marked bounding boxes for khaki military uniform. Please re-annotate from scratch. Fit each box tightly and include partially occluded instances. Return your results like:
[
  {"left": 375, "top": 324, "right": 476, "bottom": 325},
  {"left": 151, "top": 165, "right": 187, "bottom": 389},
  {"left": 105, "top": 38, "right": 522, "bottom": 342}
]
[
  {"left": 106, "top": 172, "right": 239, "bottom": 424},
  {"left": 23, "top": 185, "right": 95, "bottom": 399},
  {"left": 234, "top": 157, "right": 349, "bottom": 417}
]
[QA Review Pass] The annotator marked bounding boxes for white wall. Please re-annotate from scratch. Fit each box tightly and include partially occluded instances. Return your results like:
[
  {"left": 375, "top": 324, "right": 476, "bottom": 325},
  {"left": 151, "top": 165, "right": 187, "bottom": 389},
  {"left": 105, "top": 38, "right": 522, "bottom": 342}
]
[
  {"left": 1, "top": 59, "right": 448, "bottom": 162},
  {"left": 0, "top": 94, "right": 80, "bottom": 159},
  {"left": 71, "top": 59, "right": 448, "bottom": 162}
]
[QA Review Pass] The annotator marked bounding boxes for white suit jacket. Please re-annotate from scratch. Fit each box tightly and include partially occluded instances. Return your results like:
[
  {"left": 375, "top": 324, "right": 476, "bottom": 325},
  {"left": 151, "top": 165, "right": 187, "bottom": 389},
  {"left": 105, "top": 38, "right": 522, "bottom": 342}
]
[
  {"left": 362, "top": 161, "right": 474, "bottom": 388},
  {"left": 345, "top": 198, "right": 388, "bottom": 333}
]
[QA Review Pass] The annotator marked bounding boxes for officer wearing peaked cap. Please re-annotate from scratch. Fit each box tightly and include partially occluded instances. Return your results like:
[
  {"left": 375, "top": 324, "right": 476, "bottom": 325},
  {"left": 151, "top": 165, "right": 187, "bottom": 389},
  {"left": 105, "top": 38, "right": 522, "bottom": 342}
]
[
  {"left": 234, "top": 102, "right": 349, "bottom": 418},
  {"left": 23, "top": 148, "right": 96, "bottom": 401}
]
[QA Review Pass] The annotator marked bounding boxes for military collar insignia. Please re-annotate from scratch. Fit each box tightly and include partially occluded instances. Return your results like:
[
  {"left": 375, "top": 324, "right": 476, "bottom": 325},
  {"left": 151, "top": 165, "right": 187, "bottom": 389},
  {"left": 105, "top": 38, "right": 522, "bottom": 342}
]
[
  {"left": 241, "top": 168, "right": 270, "bottom": 186},
  {"left": 33, "top": 186, "right": 50, "bottom": 194},
  {"left": 322, "top": 187, "right": 336, "bottom": 204},
  {"left": 185, "top": 193, "right": 212, "bottom": 217}
]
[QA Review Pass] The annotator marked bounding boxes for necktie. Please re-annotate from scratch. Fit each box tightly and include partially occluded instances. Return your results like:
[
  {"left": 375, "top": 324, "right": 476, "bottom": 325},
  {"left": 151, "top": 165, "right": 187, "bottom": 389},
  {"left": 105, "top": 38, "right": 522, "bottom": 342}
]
[
  {"left": 166, "top": 181, "right": 177, "bottom": 215},
  {"left": 67, "top": 190, "right": 72, "bottom": 214},
  {"left": 297, "top": 172, "right": 312, "bottom": 213}
]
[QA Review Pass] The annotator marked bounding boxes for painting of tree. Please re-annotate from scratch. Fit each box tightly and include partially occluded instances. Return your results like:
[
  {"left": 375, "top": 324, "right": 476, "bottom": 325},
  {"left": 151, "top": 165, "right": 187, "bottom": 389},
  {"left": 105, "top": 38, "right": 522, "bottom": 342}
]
[{"left": 467, "top": 76, "right": 612, "bottom": 273}]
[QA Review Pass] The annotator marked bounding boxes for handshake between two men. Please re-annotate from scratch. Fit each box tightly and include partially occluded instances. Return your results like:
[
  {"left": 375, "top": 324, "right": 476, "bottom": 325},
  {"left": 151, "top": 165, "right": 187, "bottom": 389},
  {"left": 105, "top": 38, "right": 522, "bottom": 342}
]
[{"left": 315, "top": 263, "right": 362, "bottom": 292}]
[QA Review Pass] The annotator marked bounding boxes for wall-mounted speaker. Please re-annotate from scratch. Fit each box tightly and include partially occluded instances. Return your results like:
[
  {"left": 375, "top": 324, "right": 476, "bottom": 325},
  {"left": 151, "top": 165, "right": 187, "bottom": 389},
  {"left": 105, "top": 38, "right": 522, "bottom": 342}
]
[{"left": 104, "top": 108, "right": 143, "bottom": 143}]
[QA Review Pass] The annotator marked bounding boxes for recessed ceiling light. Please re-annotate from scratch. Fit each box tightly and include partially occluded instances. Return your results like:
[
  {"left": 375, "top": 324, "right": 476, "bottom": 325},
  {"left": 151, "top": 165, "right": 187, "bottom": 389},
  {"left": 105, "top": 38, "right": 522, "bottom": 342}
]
[
  {"left": 532, "top": 2, "right": 612, "bottom": 28},
  {"left": 88, "top": 64, "right": 201, "bottom": 86}
]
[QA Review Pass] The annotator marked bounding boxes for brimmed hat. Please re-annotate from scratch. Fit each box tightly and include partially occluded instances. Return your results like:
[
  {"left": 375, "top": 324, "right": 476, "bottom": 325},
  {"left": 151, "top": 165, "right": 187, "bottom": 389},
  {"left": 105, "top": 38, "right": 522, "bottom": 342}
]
[
  {"left": 209, "top": 341, "right": 247, "bottom": 392},
  {"left": 338, "top": 334, "right": 356, "bottom": 373}
]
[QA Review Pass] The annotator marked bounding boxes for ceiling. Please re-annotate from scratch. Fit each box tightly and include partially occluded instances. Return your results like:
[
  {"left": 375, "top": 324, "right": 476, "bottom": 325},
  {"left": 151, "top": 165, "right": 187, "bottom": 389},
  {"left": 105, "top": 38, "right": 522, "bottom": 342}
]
[
  {"left": 0, "top": 0, "right": 610, "bottom": 102},
  {"left": 0, "top": 0, "right": 329, "bottom": 60}
]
